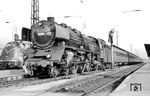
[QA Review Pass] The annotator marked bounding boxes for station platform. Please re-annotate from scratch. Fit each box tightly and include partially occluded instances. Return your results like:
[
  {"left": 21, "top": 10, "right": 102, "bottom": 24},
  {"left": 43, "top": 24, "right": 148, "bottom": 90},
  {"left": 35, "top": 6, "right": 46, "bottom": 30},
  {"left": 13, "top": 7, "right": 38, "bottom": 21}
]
[
  {"left": 109, "top": 63, "right": 150, "bottom": 96},
  {"left": 0, "top": 70, "right": 26, "bottom": 81}
]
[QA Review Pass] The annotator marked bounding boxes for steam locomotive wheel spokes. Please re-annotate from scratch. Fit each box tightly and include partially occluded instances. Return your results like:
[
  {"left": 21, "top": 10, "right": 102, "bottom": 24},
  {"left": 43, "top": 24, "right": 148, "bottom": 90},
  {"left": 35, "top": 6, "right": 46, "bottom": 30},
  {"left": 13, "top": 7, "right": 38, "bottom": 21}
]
[
  {"left": 77, "top": 65, "right": 83, "bottom": 74},
  {"left": 51, "top": 66, "right": 59, "bottom": 78},
  {"left": 95, "top": 65, "right": 98, "bottom": 71},
  {"left": 0, "top": 63, "right": 7, "bottom": 70},
  {"left": 95, "top": 64, "right": 99, "bottom": 71},
  {"left": 87, "top": 63, "right": 91, "bottom": 72},
  {"left": 65, "top": 68, "right": 70, "bottom": 76},
  {"left": 0, "top": 64, "right": 4, "bottom": 70},
  {"left": 82, "top": 64, "right": 86, "bottom": 73},
  {"left": 47, "top": 66, "right": 59, "bottom": 78},
  {"left": 47, "top": 65, "right": 52, "bottom": 77},
  {"left": 29, "top": 65, "right": 34, "bottom": 76},
  {"left": 71, "top": 65, "right": 78, "bottom": 74},
  {"left": 84, "top": 63, "right": 89, "bottom": 72}
]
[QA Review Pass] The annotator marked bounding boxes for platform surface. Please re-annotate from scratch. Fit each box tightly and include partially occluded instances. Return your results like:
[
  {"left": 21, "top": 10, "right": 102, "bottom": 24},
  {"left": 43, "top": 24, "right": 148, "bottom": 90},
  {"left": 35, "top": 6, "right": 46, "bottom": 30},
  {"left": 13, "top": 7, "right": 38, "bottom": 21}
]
[
  {"left": 0, "top": 65, "right": 131, "bottom": 96},
  {"left": 109, "top": 63, "right": 150, "bottom": 96},
  {"left": 0, "top": 70, "right": 25, "bottom": 78},
  {"left": 0, "top": 70, "right": 26, "bottom": 81}
]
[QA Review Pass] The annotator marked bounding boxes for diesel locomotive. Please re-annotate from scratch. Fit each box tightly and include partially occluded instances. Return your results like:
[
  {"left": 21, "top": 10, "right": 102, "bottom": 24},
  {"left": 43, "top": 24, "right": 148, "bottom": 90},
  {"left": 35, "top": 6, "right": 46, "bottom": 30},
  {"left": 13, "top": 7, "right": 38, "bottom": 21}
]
[
  {"left": 21, "top": 17, "right": 142, "bottom": 77},
  {"left": 0, "top": 39, "right": 31, "bottom": 70}
]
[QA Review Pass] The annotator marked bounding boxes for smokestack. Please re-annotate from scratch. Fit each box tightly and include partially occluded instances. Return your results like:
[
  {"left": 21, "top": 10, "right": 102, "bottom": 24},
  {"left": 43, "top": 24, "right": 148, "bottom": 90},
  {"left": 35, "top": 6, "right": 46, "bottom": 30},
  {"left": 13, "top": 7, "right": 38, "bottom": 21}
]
[{"left": 47, "top": 17, "right": 55, "bottom": 24}]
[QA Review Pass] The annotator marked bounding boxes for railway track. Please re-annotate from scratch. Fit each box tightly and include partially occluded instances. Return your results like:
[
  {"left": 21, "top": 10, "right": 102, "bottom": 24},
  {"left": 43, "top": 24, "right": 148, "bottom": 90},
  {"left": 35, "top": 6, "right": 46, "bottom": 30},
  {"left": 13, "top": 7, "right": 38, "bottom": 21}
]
[
  {"left": 0, "top": 63, "right": 144, "bottom": 96},
  {"left": 0, "top": 68, "right": 106, "bottom": 88},
  {"left": 82, "top": 64, "right": 144, "bottom": 96},
  {"left": 0, "top": 68, "right": 116, "bottom": 88},
  {"left": 0, "top": 64, "right": 131, "bottom": 89},
  {"left": 40, "top": 63, "right": 144, "bottom": 96}
]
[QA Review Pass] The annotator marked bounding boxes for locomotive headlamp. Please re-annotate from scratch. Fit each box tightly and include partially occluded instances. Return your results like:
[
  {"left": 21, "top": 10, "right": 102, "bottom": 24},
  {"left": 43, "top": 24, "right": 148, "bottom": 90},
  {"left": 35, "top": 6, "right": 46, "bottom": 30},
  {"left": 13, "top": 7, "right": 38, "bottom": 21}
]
[
  {"left": 37, "top": 31, "right": 52, "bottom": 36},
  {"left": 37, "top": 32, "right": 45, "bottom": 36},
  {"left": 38, "top": 22, "right": 42, "bottom": 26},
  {"left": 46, "top": 32, "right": 52, "bottom": 35},
  {"left": 46, "top": 54, "right": 51, "bottom": 58}
]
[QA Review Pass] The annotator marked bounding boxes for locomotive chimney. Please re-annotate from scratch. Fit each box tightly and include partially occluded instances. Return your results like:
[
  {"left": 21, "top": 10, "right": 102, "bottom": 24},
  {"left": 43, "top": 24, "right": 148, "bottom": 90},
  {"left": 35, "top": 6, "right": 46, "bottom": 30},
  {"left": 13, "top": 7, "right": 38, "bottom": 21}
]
[{"left": 47, "top": 17, "right": 55, "bottom": 24}]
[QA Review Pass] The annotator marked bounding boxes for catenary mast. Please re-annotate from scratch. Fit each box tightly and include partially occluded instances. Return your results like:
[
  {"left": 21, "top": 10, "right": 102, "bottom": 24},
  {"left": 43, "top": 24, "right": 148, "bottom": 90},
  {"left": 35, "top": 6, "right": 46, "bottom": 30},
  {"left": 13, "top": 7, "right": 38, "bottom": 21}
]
[{"left": 31, "top": 0, "right": 39, "bottom": 26}]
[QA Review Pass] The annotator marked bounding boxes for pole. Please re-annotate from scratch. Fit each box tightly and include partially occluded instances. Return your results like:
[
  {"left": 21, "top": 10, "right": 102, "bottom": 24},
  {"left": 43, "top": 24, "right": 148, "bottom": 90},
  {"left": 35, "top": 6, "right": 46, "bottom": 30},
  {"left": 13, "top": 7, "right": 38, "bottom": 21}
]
[
  {"left": 131, "top": 44, "right": 132, "bottom": 52},
  {"left": 108, "top": 29, "right": 114, "bottom": 69},
  {"left": 109, "top": 29, "right": 114, "bottom": 69},
  {"left": 12, "top": 25, "right": 17, "bottom": 41},
  {"left": 111, "top": 44, "right": 113, "bottom": 69},
  {"left": 116, "top": 31, "right": 118, "bottom": 46}
]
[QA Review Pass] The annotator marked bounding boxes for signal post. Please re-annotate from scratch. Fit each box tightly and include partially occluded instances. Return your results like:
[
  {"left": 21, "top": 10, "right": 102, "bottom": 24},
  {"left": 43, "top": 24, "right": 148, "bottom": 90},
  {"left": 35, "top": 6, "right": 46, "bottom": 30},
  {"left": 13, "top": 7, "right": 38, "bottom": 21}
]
[{"left": 108, "top": 29, "right": 115, "bottom": 69}]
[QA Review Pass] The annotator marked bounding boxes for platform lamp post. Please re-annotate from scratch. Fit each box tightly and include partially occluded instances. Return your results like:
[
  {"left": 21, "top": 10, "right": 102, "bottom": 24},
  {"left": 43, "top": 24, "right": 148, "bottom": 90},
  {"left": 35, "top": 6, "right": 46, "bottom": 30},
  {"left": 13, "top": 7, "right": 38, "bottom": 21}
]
[
  {"left": 108, "top": 28, "right": 115, "bottom": 69},
  {"left": 5, "top": 22, "right": 17, "bottom": 41},
  {"left": 116, "top": 31, "right": 118, "bottom": 46},
  {"left": 5, "top": 21, "right": 14, "bottom": 40}
]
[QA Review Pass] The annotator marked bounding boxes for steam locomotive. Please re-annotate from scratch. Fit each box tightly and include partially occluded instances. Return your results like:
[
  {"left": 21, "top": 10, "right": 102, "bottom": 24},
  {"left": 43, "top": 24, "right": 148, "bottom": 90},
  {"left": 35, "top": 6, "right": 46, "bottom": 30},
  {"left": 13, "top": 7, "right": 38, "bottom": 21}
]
[{"left": 21, "top": 17, "right": 142, "bottom": 77}]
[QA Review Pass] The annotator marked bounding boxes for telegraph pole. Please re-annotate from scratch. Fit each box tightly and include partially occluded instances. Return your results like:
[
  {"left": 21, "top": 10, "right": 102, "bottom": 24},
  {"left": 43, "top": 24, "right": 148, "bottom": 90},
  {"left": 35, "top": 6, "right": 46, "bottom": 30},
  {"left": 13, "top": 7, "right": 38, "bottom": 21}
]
[{"left": 111, "top": 43, "right": 113, "bottom": 69}]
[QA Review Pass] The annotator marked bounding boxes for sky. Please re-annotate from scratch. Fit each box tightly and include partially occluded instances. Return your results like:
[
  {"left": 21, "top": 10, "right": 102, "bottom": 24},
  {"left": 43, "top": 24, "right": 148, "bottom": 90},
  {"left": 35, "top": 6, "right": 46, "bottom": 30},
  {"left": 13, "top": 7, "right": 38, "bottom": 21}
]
[{"left": 0, "top": 0, "right": 150, "bottom": 58}]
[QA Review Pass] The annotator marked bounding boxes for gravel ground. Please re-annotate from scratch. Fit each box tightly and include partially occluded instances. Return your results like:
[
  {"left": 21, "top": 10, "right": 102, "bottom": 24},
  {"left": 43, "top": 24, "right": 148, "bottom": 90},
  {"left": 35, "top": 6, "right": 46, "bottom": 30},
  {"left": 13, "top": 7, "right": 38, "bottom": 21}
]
[{"left": 0, "top": 64, "right": 144, "bottom": 96}]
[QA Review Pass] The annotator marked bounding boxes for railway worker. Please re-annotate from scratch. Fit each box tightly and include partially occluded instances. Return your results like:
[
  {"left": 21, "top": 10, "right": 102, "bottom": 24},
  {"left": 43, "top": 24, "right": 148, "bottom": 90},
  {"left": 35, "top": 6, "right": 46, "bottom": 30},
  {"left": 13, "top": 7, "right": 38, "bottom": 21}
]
[
  {"left": 22, "top": 54, "right": 29, "bottom": 74},
  {"left": 14, "top": 33, "right": 20, "bottom": 42},
  {"left": 63, "top": 50, "right": 74, "bottom": 75},
  {"left": 108, "top": 28, "right": 114, "bottom": 45},
  {"left": 14, "top": 34, "right": 22, "bottom": 47},
  {"left": 65, "top": 50, "right": 74, "bottom": 67},
  {"left": 14, "top": 36, "right": 32, "bottom": 74},
  {"left": 21, "top": 44, "right": 32, "bottom": 75}
]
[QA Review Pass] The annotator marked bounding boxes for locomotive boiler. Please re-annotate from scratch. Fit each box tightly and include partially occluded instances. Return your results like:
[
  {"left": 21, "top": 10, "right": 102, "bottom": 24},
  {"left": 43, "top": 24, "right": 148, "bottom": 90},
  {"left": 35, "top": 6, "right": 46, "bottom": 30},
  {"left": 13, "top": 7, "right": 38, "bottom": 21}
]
[{"left": 22, "top": 17, "right": 105, "bottom": 77}]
